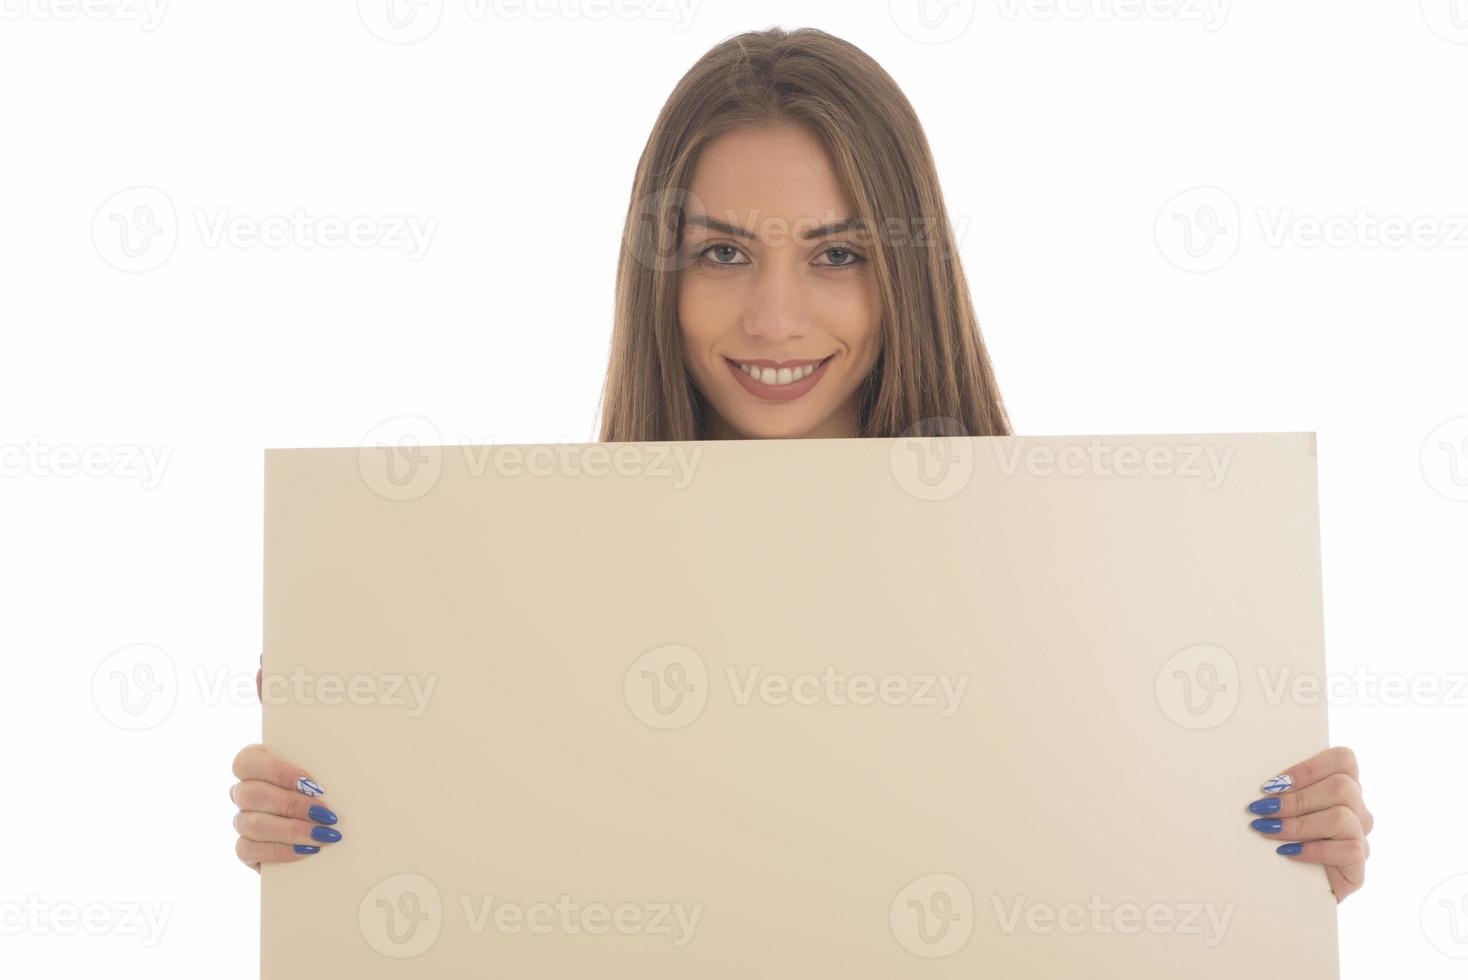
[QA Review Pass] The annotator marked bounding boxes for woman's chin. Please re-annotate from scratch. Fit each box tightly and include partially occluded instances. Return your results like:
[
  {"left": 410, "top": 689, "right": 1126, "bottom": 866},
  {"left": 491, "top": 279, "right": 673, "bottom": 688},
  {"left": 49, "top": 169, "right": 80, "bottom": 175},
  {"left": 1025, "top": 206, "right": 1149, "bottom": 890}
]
[{"left": 714, "top": 408, "right": 825, "bottom": 441}]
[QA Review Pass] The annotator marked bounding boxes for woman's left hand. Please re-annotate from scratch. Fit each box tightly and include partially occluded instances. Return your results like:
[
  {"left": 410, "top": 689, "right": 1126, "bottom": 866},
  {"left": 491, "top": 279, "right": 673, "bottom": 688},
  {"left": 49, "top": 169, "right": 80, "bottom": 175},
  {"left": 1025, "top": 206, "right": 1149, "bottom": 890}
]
[{"left": 1247, "top": 746, "right": 1372, "bottom": 902}]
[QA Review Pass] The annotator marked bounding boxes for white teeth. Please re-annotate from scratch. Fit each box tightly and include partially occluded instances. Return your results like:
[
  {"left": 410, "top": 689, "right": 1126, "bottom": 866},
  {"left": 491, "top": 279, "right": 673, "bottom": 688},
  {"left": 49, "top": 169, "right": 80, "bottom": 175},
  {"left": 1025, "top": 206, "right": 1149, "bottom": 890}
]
[{"left": 739, "top": 362, "right": 818, "bottom": 386}]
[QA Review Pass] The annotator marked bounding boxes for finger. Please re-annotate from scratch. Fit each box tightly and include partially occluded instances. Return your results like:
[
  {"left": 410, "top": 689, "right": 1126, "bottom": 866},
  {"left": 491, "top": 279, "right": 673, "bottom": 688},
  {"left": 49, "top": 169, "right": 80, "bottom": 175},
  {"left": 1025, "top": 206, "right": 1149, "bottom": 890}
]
[
  {"left": 233, "top": 811, "right": 342, "bottom": 848},
  {"left": 1326, "top": 865, "right": 1364, "bottom": 903},
  {"left": 1260, "top": 745, "right": 1359, "bottom": 795},
  {"left": 230, "top": 779, "right": 339, "bottom": 825},
  {"left": 1250, "top": 772, "right": 1370, "bottom": 831},
  {"left": 231, "top": 744, "right": 326, "bottom": 798},
  {"left": 1276, "top": 836, "right": 1368, "bottom": 872},
  {"left": 236, "top": 836, "right": 317, "bottom": 867},
  {"left": 1252, "top": 804, "right": 1362, "bottom": 843}
]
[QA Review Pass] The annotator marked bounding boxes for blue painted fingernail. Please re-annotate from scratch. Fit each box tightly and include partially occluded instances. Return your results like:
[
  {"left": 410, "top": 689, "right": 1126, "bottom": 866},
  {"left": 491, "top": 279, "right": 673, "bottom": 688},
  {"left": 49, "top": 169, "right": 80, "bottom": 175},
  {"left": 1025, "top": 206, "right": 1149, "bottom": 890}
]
[
  {"left": 311, "top": 826, "right": 342, "bottom": 843},
  {"left": 308, "top": 805, "right": 338, "bottom": 825},
  {"left": 1248, "top": 798, "right": 1282, "bottom": 815},
  {"left": 296, "top": 777, "right": 325, "bottom": 797},
  {"left": 293, "top": 844, "right": 320, "bottom": 854},
  {"left": 1261, "top": 774, "right": 1292, "bottom": 794},
  {"left": 1251, "top": 818, "right": 1283, "bottom": 834},
  {"left": 1276, "top": 842, "right": 1303, "bottom": 856}
]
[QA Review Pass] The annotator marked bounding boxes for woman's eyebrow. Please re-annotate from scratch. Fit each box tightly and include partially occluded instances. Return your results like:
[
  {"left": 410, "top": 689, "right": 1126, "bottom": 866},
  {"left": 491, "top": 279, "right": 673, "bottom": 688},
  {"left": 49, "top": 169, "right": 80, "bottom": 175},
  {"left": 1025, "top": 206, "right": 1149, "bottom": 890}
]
[
  {"left": 796, "top": 217, "right": 862, "bottom": 241},
  {"left": 682, "top": 214, "right": 863, "bottom": 241},
  {"left": 683, "top": 214, "right": 755, "bottom": 239}
]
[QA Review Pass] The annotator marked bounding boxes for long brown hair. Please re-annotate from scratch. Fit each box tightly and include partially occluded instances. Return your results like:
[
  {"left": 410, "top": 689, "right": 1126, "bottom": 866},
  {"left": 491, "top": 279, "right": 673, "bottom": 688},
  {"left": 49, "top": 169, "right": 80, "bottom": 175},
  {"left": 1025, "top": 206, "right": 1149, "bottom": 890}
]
[{"left": 597, "top": 27, "right": 1010, "bottom": 442}]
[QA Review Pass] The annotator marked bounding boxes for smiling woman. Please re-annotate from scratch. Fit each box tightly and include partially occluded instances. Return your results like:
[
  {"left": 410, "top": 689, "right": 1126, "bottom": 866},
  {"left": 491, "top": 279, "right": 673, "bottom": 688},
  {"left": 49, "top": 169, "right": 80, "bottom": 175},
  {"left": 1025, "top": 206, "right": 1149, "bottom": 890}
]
[
  {"left": 598, "top": 27, "right": 1011, "bottom": 442},
  {"left": 228, "top": 25, "right": 1370, "bottom": 909}
]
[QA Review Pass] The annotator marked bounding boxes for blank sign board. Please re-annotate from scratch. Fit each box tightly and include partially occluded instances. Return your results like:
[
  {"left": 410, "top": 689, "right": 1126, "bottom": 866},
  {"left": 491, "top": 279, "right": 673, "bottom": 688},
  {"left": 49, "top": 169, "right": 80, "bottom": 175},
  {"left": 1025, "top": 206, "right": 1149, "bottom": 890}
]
[{"left": 262, "top": 433, "right": 1337, "bottom": 978}]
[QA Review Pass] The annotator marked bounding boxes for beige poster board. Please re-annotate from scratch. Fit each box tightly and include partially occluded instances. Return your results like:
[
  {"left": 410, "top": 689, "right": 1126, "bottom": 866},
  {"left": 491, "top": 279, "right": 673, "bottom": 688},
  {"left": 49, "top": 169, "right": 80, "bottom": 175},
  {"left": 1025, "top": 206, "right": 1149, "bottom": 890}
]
[{"left": 262, "top": 432, "right": 1338, "bottom": 978}]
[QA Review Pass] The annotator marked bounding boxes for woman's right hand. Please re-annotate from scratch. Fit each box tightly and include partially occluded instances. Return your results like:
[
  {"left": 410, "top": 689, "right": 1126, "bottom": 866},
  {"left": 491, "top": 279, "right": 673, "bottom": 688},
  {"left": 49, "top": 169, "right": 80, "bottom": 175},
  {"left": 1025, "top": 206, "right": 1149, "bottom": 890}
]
[{"left": 230, "top": 665, "right": 342, "bottom": 871}]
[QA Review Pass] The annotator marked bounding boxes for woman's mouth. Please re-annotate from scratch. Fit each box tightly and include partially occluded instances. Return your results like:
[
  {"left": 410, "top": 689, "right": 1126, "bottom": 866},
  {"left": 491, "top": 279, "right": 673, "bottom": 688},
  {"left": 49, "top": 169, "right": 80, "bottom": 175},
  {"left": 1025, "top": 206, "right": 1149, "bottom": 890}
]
[{"left": 724, "top": 355, "right": 835, "bottom": 402}]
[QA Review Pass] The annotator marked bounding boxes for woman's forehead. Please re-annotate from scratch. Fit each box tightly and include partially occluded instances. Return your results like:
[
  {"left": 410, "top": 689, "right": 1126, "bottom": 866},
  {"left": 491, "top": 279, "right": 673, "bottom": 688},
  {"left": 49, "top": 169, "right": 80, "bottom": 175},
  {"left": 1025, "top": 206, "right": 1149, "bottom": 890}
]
[{"left": 687, "top": 125, "right": 853, "bottom": 226}]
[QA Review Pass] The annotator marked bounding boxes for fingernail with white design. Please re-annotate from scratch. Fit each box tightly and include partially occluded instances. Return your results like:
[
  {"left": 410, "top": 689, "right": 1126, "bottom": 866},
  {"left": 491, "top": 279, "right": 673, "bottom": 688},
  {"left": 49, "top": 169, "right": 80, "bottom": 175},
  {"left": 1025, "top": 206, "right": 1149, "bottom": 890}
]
[
  {"left": 297, "top": 776, "right": 325, "bottom": 797},
  {"left": 1260, "top": 774, "right": 1292, "bottom": 794}
]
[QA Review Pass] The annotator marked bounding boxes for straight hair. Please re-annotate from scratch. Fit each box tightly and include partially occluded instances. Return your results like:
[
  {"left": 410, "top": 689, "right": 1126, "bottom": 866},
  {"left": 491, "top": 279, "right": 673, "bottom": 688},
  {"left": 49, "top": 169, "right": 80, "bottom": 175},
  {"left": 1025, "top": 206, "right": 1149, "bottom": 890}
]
[{"left": 598, "top": 27, "right": 1011, "bottom": 442}]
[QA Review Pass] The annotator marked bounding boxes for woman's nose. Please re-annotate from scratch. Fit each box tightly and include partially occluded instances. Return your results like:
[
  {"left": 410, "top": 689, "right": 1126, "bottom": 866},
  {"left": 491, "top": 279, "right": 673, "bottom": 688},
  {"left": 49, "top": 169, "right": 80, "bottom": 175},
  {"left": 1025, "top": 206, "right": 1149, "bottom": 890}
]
[{"left": 740, "top": 262, "right": 812, "bottom": 345}]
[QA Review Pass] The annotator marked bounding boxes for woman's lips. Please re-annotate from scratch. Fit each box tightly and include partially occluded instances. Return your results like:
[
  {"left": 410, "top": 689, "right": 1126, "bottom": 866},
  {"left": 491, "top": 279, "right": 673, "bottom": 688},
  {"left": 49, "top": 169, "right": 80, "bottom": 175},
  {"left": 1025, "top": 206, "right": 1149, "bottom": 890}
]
[{"left": 724, "top": 355, "right": 834, "bottom": 402}]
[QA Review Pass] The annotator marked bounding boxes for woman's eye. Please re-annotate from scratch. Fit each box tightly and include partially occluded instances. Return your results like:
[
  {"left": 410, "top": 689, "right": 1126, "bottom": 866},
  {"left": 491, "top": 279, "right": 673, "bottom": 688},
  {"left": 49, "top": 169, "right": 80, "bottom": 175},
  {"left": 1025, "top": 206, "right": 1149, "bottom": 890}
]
[
  {"left": 700, "top": 244, "right": 746, "bottom": 265},
  {"left": 818, "top": 247, "right": 863, "bottom": 267}
]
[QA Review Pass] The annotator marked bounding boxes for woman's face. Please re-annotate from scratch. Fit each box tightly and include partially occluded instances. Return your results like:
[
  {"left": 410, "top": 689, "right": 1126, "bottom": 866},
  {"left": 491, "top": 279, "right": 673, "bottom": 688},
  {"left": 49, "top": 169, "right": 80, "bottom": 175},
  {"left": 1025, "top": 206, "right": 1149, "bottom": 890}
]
[{"left": 677, "top": 123, "right": 883, "bottom": 440}]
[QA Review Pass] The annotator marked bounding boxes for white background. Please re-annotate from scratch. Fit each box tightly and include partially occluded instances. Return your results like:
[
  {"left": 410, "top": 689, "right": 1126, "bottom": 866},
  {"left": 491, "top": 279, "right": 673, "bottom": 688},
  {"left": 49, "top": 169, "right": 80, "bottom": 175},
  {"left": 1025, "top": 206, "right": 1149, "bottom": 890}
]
[{"left": 2, "top": 1, "right": 1466, "bottom": 976}]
